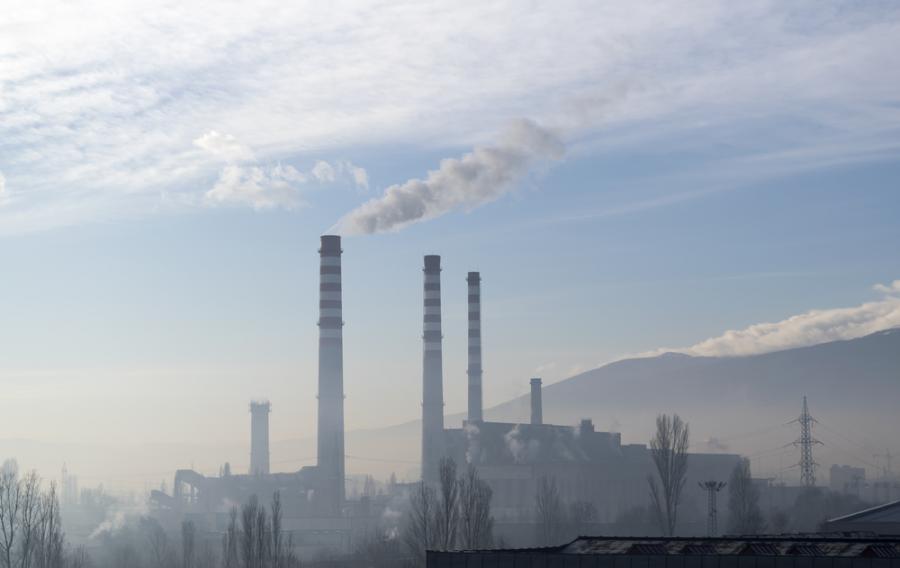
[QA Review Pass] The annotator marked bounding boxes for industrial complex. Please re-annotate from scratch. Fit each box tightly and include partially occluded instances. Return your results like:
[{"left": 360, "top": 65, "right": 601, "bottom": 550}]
[{"left": 144, "top": 235, "right": 783, "bottom": 550}]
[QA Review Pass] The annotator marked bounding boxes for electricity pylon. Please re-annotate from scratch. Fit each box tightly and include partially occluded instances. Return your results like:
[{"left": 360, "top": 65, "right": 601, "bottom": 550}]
[
  {"left": 699, "top": 481, "right": 726, "bottom": 536},
  {"left": 790, "top": 396, "right": 822, "bottom": 487}
]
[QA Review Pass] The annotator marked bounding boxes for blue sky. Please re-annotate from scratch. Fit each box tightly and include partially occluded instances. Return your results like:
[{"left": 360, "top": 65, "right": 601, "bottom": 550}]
[{"left": 1, "top": 0, "right": 900, "bottom": 477}]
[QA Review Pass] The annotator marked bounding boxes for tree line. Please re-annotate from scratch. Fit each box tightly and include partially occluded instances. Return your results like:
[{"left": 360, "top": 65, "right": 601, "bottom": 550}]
[
  {"left": 402, "top": 458, "right": 495, "bottom": 566},
  {"left": 0, "top": 460, "right": 84, "bottom": 568}
]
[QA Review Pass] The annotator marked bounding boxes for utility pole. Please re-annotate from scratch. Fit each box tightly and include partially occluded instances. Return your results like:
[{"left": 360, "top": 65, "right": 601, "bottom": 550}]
[
  {"left": 699, "top": 481, "right": 726, "bottom": 536},
  {"left": 792, "top": 396, "right": 822, "bottom": 488}
]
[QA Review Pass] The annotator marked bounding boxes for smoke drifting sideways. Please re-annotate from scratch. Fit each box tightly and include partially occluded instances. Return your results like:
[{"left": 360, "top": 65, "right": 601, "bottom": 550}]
[{"left": 332, "top": 119, "right": 564, "bottom": 235}]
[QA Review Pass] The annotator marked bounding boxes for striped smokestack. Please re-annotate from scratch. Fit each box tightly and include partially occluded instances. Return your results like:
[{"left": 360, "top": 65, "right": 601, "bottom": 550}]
[
  {"left": 317, "top": 235, "right": 345, "bottom": 510},
  {"left": 249, "top": 400, "right": 271, "bottom": 475},
  {"left": 467, "top": 272, "right": 483, "bottom": 423},
  {"left": 421, "top": 254, "right": 444, "bottom": 483}
]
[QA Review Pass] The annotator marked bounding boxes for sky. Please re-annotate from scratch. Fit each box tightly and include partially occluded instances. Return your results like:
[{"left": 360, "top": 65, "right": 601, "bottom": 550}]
[{"left": 1, "top": 0, "right": 900, "bottom": 486}]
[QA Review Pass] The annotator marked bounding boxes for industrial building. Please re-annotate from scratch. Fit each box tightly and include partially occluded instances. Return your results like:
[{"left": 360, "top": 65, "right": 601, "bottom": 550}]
[
  {"left": 427, "top": 535, "right": 900, "bottom": 568},
  {"left": 418, "top": 257, "right": 741, "bottom": 539},
  {"left": 150, "top": 235, "right": 363, "bottom": 552},
  {"left": 150, "top": 237, "right": 742, "bottom": 553},
  {"left": 824, "top": 499, "right": 900, "bottom": 535}
]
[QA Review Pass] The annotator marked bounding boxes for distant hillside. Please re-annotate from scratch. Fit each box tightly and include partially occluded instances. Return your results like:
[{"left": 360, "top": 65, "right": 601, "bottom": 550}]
[
  {"left": 6, "top": 329, "right": 897, "bottom": 487},
  {"left": 340, "top": 328, "right": 900, "bottom": 480}
]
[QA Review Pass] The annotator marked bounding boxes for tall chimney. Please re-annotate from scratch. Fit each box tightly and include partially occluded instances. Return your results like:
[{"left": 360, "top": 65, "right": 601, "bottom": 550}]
[
  {"left": 249, "top": 401, "right": 271, "bottom": 475},
  {"left": 421, "top": 255, "right": 444, "bottom": 483},
  {"left": 317, "top": 235, "right": 345, "bottom": 509},
  {"left": 467, "top": 272, "right": 483, "bottom": 423},
  {"left": 530, "top": 378, "right": 543, "bottom": 425}
]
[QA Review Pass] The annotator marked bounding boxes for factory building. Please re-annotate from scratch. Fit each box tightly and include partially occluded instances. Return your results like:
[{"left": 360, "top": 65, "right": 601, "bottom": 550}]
[
  {"left": 150, "top": 238, "right": 741, "bottom": 553},
  {"left": 150, "top": 236, "right": 360, "bottom": 552},
  {"left": 419, "top": 259, "right": 740, "bottom": 538}
]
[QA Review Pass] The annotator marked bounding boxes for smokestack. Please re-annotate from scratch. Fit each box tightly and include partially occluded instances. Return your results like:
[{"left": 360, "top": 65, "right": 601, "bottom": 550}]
[
  {"left": 530, "top": 378, "right": 543, "bottom": 425},
  {"left": 317, "top": 235, "right": 345, "bottom": 509},
  {"left": 422, "top": 254, "right": 444, "bottom": 483},
  {"left": 249, "top": 401, "right": 271, "bottom": 475},
  {"left": 467, "top": 272, "right": 483, "bottom": 423}
]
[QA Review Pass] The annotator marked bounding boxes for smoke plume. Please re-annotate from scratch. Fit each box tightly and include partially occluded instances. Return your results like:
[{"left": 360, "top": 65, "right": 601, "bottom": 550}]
[{"left": 333, "top": 119, "right": 563, "bottom": 235}]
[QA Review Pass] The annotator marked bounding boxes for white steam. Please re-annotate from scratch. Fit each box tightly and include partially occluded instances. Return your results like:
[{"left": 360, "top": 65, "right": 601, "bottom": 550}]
[
  {"left": 504, "top": 424, "right": 540, "bottom": 464},
  {"left": 333, "top": 119, "right": 563, "bottom": 235}
]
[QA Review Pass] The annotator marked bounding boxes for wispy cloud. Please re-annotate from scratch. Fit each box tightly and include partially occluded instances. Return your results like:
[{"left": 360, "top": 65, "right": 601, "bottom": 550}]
[
  {"left": 642, "top": 281, "right": 900, "bottom": 358},
  {"left": 193, "top": 131, "right": 367, "bottom": 210},
  {"left": 1, "top": 1, "right": 899, "bottom": 233},
  {"left": 873, "top": 280, "right": 900, "bottom": 295},
  {"left": 192, "top": 131, "right": 255, "bottom": 163}
]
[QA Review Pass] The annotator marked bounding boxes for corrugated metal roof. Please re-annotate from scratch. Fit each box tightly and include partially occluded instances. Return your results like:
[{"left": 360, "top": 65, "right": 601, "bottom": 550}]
[{"left": 545, "top": 536, "right": 900, "bottom": 557}]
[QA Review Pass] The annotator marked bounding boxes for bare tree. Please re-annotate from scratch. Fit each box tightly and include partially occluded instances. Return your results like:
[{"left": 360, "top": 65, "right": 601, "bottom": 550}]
[
  {"left": 458, "top": 465, "right": 493, "bottom": 550},
  {"left": 17, "top": 472, "right": 42, "bottom": 568},
  {"left": 727, "top": 458, "right": 765, "bottom": 535},
  {"left": 143, "top": 517, "right": 174, "bottom": 568},
  {"left": 240, "top": 496, "right": 259, "bottom": 568},
  {"left": 567, "top": 501, "right": 597, "bottom": 539},
  {"left": 181, "top": 520, "right": 196, "bottom": 568},
  {"left": 223, "top": 506, "right": 239, "bottom": 568},
  {"left": 270, "top": 492, "right": 283, "bottom": 568},
  {"left": 0, "top": 461, "right": 21, "bottom": 568},
  {"left": 648, "top": 413, "right": 690, "bottom": 536},
  {"left": 254, "top": 500, "right": 269, "bottom": 568},
  {"left": 35, "top": 482, "right": 64, "bottom": 568},
  {"left": 402, "top": 481, "right": 437, "bottom": 563},
  {"left": 434, "top": 458, "right": 459, "bottom": 551},
  {"left": 68, "top": 546, "right": 89, "bottom": 568},
  {"left": 535, "top": 475, "right": 564, "bottom": 546}
]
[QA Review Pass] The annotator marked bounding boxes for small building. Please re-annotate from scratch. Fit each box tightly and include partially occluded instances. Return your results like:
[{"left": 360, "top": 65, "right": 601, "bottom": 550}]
[
  {"left": 824, "top": 499, "right": 900, "bottom": 536},
  {"left": 427, "top": 536, "right": 900, "bottom": 568}
]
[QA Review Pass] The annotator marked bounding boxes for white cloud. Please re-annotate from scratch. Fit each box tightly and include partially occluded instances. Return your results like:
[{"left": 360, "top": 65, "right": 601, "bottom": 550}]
[
  {"left": 0, "top": 171, "right": 6, "bottom": 205},
  {"left": 205, "top": 164, "right": 305, "bottom": 210},
  {"left": 873, "top": 280, "right": 900, "bottom": 295},
  {"left": 191, "top": 131, "right": 369, "bottom": 210},
  {"left": 334, "top": 119, "right": 563, "bottom": 234},
  {"left": 644, "top": 281, "right": 900, "bottom": 358},
  {"left": 193, "top": 131, "right": 255, "bottom": 162},
  {"left": 311, "top": 160, "right": 336, "bottom": 183}
]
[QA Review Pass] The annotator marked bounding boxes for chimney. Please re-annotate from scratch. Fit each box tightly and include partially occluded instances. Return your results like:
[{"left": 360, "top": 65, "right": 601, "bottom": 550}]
[
  {"left": 531, "top": 378, "right": 544, "bottom": 425},
  {"left": 249, "top": 401, "right": 271, "bottom": 475},
  {"left": 467, "top": 272, "right": 483, "bottom": 423},
  {"left": 317, "top": 235, "right": 345, "bottom": 509},
  {"left": 579, "top": 418, "right": 595, "bottom": 436},
  {"left": 421, "top": 255, "right": 444, "bottom": 483},
  {"left": 530, "top": 378, "right": 543, "bottom": 425}
]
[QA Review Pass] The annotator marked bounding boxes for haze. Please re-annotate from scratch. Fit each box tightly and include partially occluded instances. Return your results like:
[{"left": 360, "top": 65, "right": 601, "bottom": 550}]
[{"left": 1, "top": 1, "right": 899, "bottom": 565}]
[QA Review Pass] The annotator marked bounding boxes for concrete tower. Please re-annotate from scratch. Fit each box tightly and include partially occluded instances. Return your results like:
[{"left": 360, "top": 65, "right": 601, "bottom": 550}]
[
  {"left": 422, "top": 255, "right": 444, "bottom": 483},
  {"left": 530, "top": 378, "right": 543, "bottom": 425},
  {"left": 467, "top": 272, "right": 483, "bottom": 423},
  {"left": 249, "top": 401, "right": 271, "bottom": 476},
  {"left": 317, "top": 235, "right": 345, "bottom": 510}
]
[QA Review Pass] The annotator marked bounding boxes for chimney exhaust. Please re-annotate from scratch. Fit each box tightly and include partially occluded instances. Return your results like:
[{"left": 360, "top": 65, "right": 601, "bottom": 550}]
[
  {"left": 421, "top": 254, "right": 445, "bottom": 483},
  {"left": 317, "top": 235, "right": 345, "bottom": 509},
  {"left": 467, "top": 272, "right": 483, "bottom": 423},
  {"left": 249, "top": 401, "right": 271, "bottom": 475},
  {"left": 530, "top": 378, "right": 543, "bottom": 425}
]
